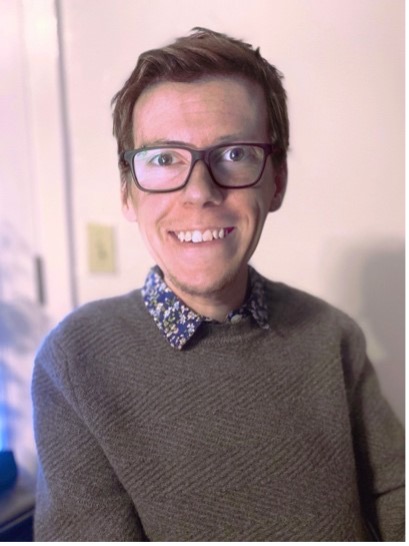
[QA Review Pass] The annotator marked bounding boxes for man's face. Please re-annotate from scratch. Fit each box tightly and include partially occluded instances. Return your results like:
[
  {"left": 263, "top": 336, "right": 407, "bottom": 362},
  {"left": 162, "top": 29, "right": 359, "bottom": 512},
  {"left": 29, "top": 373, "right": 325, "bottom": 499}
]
[{"left": 123, "top": 76, "right": 286, "bottom": 315}]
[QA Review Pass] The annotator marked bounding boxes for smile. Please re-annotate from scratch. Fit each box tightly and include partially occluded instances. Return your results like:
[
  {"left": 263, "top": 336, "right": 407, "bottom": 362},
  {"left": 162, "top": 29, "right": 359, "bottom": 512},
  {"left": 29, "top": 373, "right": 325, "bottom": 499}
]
[{"left": 174, "top": 227, "right": 234, "bottom": 243}]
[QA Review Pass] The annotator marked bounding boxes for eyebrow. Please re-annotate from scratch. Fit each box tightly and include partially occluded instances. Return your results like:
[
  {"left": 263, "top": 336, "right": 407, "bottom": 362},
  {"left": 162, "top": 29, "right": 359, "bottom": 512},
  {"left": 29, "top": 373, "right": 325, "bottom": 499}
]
[{"left": 140, "top": 134, "right": 252, "bottom": 148}]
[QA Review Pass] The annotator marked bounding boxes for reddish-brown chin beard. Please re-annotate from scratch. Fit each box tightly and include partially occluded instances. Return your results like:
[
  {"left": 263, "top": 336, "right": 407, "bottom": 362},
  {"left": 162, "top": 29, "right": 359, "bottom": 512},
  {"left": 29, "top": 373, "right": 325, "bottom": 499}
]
[{"left": 164, "top": 264, "right": 248, "bottom": 305}]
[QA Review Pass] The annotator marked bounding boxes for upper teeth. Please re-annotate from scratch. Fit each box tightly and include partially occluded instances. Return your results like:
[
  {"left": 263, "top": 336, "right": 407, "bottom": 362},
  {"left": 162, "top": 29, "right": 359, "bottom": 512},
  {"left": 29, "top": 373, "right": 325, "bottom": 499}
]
[{"left": 176, "top": 228, "right": 229, "bottom": 243}]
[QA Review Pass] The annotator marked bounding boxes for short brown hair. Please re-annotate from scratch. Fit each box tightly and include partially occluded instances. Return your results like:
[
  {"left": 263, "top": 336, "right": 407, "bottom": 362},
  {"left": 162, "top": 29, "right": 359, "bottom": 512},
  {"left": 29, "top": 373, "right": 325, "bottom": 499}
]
[{"left": 112, "top": 27, "right": 289, "bottom": 189}]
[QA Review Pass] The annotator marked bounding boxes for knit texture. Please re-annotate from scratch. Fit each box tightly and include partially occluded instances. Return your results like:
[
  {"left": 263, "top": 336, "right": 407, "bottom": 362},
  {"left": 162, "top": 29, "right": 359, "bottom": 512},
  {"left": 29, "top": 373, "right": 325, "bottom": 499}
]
[{"left": 32, "top": 277, "right": 405, "bottom": 541}]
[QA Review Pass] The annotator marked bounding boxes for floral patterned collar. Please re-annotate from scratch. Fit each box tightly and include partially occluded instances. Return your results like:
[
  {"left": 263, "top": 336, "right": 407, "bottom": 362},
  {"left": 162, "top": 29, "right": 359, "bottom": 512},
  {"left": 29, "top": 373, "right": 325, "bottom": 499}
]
[{"left": 141, "top": 265, "right": 270, "bottom": 350}]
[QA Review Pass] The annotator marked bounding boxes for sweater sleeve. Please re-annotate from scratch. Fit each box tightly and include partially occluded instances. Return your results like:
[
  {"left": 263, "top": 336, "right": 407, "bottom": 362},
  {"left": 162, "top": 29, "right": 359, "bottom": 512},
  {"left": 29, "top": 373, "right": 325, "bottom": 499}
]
[
  {"left": 32, "top": 334, "right": 147, "bottom": 542},
  {"left": 345, "top": 326, "right": 405, "bottom": 541}
]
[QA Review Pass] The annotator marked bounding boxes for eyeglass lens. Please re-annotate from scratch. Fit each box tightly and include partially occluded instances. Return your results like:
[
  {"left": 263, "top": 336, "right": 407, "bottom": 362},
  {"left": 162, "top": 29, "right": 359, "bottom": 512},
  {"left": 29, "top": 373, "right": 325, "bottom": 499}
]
[{"left": 132, "top": 145, "right": 266, "bottom": 191}]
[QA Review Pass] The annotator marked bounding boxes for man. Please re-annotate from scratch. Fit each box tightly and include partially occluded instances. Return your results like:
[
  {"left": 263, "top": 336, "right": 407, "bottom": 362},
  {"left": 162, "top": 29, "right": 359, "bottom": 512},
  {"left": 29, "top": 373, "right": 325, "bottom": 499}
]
[{"left": 32, "top": 28, "right": 404, "bottom": 541}]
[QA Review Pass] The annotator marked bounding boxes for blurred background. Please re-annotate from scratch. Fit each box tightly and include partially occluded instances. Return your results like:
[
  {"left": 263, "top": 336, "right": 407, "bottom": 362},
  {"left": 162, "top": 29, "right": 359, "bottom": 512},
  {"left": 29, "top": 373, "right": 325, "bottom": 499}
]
[{"left": 0, "top": 0, "right": 404, "bottom": 479}]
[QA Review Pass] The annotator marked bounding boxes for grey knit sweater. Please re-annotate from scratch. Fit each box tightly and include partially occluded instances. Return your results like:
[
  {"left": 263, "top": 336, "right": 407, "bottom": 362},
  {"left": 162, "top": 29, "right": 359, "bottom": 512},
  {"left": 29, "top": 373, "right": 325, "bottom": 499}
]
[{"left": 32, "top": 278, "right": 404, "bottom": 541}]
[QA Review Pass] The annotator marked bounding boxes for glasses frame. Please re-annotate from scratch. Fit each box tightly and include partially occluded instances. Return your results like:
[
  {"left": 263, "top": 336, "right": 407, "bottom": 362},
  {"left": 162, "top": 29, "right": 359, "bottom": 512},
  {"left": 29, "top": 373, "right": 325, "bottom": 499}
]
[{"left": 120, "top": 142, "right": 279, "bottom": 193}]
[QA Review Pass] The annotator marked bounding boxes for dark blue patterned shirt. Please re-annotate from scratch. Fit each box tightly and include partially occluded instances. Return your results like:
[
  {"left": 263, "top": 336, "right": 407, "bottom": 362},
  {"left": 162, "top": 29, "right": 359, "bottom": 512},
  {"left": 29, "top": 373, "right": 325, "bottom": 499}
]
[{"left": 142, "top": 265, "right": 270, "bottom": 350}]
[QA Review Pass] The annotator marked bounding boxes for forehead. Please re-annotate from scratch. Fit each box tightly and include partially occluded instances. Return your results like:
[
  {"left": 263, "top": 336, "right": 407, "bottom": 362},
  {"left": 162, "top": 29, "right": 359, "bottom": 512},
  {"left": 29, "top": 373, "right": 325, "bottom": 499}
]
[{"left": 132, "top": 76, "right": 269, "bottom": 147}]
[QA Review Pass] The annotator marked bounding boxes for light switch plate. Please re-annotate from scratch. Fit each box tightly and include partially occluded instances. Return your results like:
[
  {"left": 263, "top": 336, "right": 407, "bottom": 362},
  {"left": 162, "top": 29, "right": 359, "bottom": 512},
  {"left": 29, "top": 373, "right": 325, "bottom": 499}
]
[{"left": 87, "top": 223, "right": 116, "bottom": 273}]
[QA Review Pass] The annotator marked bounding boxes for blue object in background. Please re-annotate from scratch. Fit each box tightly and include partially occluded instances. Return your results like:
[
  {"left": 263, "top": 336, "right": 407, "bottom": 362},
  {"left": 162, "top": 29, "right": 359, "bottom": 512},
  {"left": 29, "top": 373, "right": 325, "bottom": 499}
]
[
  {"left": 0, "top": 450, "right": 18, "bottom": 491},
  {"left": 0, "top": 360, "right": 6, "bottom": 453}
]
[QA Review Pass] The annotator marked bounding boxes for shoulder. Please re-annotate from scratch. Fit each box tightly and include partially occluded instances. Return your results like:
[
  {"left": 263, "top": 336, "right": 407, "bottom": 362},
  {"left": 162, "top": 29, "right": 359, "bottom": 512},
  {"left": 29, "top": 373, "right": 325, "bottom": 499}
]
[
  {"left": 54, "top": 288, "right": 144, "bottom": 336},
  {"left": 34, "top": 289, "right": 156, "bottom": 402},
  {"left": 35, "top": 289, "right": 148, "bottom": 371},
  {"left": 263, "top": 277, "right": 367, "bottom": 361},
  {"left": 265, "top": 277, "right": 359, "bottom": 327},
  {"left": 261, "top": 277, "right": 370, "bottom": 395}
]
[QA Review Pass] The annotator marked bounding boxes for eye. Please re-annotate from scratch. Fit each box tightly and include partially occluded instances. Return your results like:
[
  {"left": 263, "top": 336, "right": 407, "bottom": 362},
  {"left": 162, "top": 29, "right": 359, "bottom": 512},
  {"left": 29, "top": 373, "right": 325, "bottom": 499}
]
[
  {"left": 224, "top": 146, "right": 247, "bottom": 162},
  {"left": 151, "top": 152, "right": 176, "bottom": 166}
]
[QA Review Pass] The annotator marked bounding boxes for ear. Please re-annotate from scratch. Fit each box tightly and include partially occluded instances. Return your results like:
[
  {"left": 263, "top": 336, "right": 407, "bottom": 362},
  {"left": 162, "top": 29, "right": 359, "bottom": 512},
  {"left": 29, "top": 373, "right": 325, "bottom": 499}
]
[
  {"left": 121, "top": 185, "right": 138, "bottom": 223},
  {"left": 269, "top": 161, "right": 288, "bottom": 212}
]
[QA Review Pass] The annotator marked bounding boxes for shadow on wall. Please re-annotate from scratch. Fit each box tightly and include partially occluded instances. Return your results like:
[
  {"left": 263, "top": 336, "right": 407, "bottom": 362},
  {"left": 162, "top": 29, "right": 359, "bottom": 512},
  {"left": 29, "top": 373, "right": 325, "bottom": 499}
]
[
  {"left": 0, "top": 301, "right": 49, "bottom": 444},
  {"left": 0, "top": 222, "right": 51, "bottom": 471},
  {"left": 325, "top": 239, "right": 405, "bottom": 424},
  {"left": 360, "top": 244, "right": 405, "bottom": 424}
]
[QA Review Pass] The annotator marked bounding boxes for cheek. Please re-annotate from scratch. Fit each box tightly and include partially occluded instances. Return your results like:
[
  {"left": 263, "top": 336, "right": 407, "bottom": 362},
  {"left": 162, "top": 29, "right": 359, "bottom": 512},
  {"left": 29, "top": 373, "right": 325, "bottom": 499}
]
[
  {"left": 247, "top": 190, "right": 273, "bottom": 224},
  {"left": 136, "top": 195, "right": 171, "bottom": 238}
]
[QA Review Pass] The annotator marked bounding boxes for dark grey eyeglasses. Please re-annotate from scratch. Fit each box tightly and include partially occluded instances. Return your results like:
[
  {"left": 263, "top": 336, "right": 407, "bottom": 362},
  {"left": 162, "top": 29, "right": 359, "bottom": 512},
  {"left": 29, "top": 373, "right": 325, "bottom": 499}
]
[{"left": 120, "top": 143, "right": 278, "bottom": 193}]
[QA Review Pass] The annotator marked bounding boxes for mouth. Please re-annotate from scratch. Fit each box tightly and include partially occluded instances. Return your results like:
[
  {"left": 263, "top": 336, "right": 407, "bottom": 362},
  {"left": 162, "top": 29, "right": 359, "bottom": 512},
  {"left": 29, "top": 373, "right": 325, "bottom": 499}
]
[{"left": 172, "top": 227, "right": 235, "bottom": 244}]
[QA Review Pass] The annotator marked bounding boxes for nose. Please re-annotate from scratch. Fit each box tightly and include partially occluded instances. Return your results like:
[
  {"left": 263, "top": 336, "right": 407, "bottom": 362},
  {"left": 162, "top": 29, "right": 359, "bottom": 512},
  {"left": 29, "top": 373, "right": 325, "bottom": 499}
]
[{"left": 181, "top": 159, "right": 224, "bottom": 206}]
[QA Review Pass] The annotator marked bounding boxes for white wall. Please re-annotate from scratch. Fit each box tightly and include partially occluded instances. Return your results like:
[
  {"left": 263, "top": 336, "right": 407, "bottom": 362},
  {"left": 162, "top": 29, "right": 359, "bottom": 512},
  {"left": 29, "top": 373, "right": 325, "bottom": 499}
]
[{"left": 59, "top": 0, "right": 404, "bottom": 421}]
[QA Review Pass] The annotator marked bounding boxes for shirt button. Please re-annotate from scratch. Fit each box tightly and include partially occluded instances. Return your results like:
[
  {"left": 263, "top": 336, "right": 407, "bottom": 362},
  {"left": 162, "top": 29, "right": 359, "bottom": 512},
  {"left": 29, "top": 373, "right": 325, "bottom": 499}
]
[{"left": 230, "top": 314, "right": 242, "bottom": 324}]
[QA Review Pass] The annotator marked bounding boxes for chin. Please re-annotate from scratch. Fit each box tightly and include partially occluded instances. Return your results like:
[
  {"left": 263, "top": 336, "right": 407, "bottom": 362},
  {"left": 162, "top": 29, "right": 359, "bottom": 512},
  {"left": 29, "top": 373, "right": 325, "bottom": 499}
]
[{"left": 167, "top": 267, "right": 241, "bottom": 300}]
